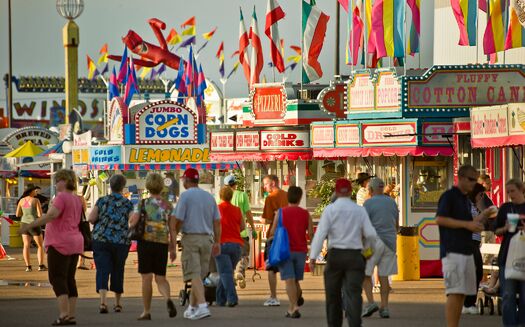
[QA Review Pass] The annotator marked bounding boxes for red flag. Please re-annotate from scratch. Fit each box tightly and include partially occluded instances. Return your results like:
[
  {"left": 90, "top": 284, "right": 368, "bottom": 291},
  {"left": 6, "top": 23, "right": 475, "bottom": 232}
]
[
  {"left": 265, "top": 0, "right": 286, "bottom": 73},
  {"left": 181, "top": 16, "right": 196, "bottom": 28},
  {"left": 239, "top": 8, "right": 251, "bottom": 83},
  {"left": 250, "top": 6, "right": 264, "bottom": 85}
]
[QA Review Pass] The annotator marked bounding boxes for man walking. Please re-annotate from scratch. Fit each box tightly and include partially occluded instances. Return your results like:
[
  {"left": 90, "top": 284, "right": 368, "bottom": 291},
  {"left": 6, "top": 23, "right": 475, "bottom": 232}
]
[
  {"left": 262, "top": 174, "right": 288, "bottom": 306},
  {"left": 223, "top": 174, "right": 257, "bottom": 288},
  {"left": 174, "top": 168, "right": 221, "bottom": 320},
  {"left": 361, "top": 178, "right": 399, "bottom": 319},
  {"left": 436, "top": 165, "right": 493, "bottom": 327},
  {"left": 310, "top": 179, "right": 377, "bottom": 327}
]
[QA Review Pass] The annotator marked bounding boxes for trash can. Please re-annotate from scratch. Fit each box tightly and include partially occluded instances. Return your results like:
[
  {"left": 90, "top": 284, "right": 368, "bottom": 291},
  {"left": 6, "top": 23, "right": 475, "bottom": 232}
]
[
  {"left": 392, "top": 226, "right": 420, "bottom": 281},
  {"left": 9, "top": 221, "right": 23, "bottom": 248}
]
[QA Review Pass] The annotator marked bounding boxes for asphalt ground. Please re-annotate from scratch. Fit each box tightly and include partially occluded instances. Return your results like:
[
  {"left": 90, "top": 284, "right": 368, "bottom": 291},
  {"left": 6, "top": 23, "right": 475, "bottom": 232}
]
[{"left": 0, "top": 247, "right": 502, "bottom": 326}]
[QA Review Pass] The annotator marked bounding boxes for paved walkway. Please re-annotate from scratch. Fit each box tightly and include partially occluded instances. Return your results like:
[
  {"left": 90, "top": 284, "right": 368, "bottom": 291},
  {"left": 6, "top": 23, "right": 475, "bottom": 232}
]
[{"left": 0, "top": 247, "right": 501, "bottom": 326}]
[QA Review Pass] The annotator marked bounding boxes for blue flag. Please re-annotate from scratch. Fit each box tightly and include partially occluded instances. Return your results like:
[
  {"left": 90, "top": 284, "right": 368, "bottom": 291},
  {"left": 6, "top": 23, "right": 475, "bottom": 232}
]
[{"left": 109, "top": 67, "right": 119, "bottom": 100}]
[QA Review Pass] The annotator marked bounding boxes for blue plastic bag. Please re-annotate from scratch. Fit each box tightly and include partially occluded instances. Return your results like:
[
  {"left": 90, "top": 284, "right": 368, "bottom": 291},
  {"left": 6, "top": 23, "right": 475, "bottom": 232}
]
[{"left": 269, "top": 209, "right": 290, "bottom": 266}]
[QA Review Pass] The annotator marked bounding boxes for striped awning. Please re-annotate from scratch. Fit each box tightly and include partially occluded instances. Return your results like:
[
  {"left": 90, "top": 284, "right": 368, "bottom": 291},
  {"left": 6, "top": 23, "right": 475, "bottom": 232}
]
[{"left": 85, "top": 163, "right": 238, "bottom": 171}]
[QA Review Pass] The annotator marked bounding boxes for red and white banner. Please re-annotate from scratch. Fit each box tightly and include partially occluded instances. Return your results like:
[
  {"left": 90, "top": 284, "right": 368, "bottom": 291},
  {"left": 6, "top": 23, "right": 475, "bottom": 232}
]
[
  {"left": 260, "top": 130, "right": 309, "bottom": 150},
  {"left": 265, "top": 0, "right": 286, "bottom": 73},
  {"left": 250, "top": 85, "right": 286, "bottom": 122},
  {"left": 349, "top": 74, "right": 374, "bottom": 111},
  {"left": 422, "top": 122, "right": 454, "bottom": 145},
  {"left": 362, "top": 122, "right": 417, "bottom": 146},
  {"left": 210, "top": 132, "right": 235, "bottom": 152},
  {"left": 336, "top": 124, "right": 360, "bottom": 147},
  {"left": 311, "top": 125, "right": 334, "bottom": 147},
  {"left": 236, "top": 131, "right": 260, "bottom": 151},
  {"left": 376, "top": 72, "right": 401, "bottom": 110},
  {"left": 250, "top": 7, "right": 263, "bottom": 85},
  {"left": 239, "top": 8, "right": 251, "bottom": 83}
]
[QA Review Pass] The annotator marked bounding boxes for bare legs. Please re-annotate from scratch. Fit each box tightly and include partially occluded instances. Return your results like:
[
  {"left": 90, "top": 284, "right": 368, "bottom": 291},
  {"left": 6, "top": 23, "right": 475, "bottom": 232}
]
[
  {"left": 56, "top": 295, "right": 77, "bottom": 319},
  {"left": 140, "top": 273, "right": 172, "bottom": 316},
  {"left": 285, "top": 279, "right": 301, "bottom": 314},
  {"left": 190, "top": 278, "right": 205, "bottom": 306},
  {"left": 363, "top": 275, "right": 390, "bottom": 309},
  {"left": 22, "top": 234, "right": 32, "bottom": 267},
  {"left": 446, "top": 294, "right": 465, "bottom": 327},
  {"left": 268, "top": 271, "right": 277, "bottom": 298}
]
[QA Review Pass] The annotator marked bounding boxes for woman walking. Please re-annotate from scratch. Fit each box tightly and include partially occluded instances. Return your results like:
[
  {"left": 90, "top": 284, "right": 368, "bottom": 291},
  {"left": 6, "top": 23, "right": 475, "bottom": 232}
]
[
  {"left": 215, "top": 186, "right": 245, "bottom": 307},
  {"left": 88, "top": 175, "right": 133, "bottom": 313},
  {"left": 19, "top": 169, "right": 83, "bottom": 325},
  {"left": 129, "top": 173, "right": 177, "bottom": 320},
  {"left": 270, "top": 186, "right": 313, "bottom": 318},
  {"left": 16, "top": 185, "right": 45, "bottom": 272},
  {"left": 495, "top": 179, "right": 525, "bottom": 326}
]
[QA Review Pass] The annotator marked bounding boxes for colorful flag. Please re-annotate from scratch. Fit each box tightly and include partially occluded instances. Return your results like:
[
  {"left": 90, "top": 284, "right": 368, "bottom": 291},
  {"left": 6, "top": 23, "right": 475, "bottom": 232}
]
[
  {"left": 181, "top": 16, "right": 196, "bottom": 28},
  {"left": 86, "top": 55, "right": 99, "bottom": 80},
  {"left": 483, "top": 0, "right": 508, "bottom": 54},
  {"left": 231, "top": 50, "right": 240, "bottom": 58},
  {"left": 407, "top": 0, "right": 421, "bottom": 55},
  {"left": 100, "top": 63, "right": 109, "bottom": 75},
  {"left": 371, "top": 0, "right": 406, "bottom": 59},
  {"left": 265, "top": 0, "right": 286, "bottom": 73},
  {"left": 239, "top": 8, "right": 251, "bottom": 83},
  {"left": 346, "top": 3, "right": 364, "bottom": 65},
  {"left": 109, "top": 67, "right": 119, "bottom": 100},
  {"left": 173, "top": 57, "right": 187, "bottom": 102},
  {"left": 227, "top": 61, "right": 240, "bottom": 79},
  {"left": 479, "top": 0, "right": 488, "bottom": 12},
  {"left": 505, "top": 0, "right": 525, "bottom": 50},
  {"left": 250, "top": 6, "right": 264, "bottom": 85},
  {"left": 140, "top": 67, "right": 152, "bottom": 79},
  {"left": 177, "top": 36, "right": 196, "bottom": 49},
  {"left": 97, "top": 43, "right": 108, "bottom": 65},
  {"left": 196, "top": 64, "right": 207, "bottom": 106},
  {"left": 202, "top": 27, "right": 217, "bottom": 40},
  {"left": 290, "top": 45, "right": 302, "bottom": 54},
  {"left": 124, "top": 57, "right": 139, "bottom": 106},
  {"left": 117, "top": 46, "right": 128, "bottom": 84},
  {"left": 451, "top": 0, "right": 478, "bottom": 46},
  {"left": 216, "top": 42, "right": 225, "bottom": 78},
  {"left": 185, "top": 47, "right": 196, "bottom": 97},
  {"left": 302, "top": 0, "right": 330, "bottom": 83},
  {"left": 338, "top": 0, "right": 349, "bottom": 12},
  {"left": 166, "top": 28, "right": 182, "bottom": 46},
  {"left": 182, "top": 26, "right": 196, "bottom": 36}
]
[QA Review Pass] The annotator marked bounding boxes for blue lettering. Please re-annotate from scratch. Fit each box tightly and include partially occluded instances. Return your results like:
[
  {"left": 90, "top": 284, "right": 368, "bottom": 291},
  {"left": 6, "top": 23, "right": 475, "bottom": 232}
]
[{"left": 145, "top": 127, "right": 155, "bottom": 137}]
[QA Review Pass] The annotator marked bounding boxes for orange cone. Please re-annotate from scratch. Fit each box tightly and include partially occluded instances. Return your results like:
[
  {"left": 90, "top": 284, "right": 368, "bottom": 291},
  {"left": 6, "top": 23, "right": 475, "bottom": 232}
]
[{"left": 0, "top": 243, "right": 7, "bottom": 260}]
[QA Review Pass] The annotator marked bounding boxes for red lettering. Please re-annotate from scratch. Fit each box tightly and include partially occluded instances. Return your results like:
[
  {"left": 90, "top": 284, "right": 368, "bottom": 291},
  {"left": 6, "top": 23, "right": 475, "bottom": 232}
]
[
  {"left": 487, "top": 87, "right": 495, "bottom": 102},
  {"left": 434, "top": 88, "right": 443, "bottom": 103},
  {"left": 423, "top": 88, "right": 431, "bottom": 103},
  {"left": 446, "top": 88, "right": 455, "bottom": 103}
]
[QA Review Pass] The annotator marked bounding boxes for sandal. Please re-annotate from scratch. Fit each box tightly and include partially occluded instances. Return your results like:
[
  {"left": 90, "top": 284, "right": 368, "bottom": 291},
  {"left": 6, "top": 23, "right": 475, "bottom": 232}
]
[
  {"left": 99, "top": 304, "right": 108, "bottom": 314},
  {"left": 67, "top": 317, "right": 76, "bottom": 325},
  {"left": 167, "top": 299, "right": 177, "bottom": 318},
  {"left": 285, "top": 310, "right": 301, "bottom": 319},
  {"left": 137, "top": 313, "right": 151, "bottom": 320},
  {"left": 113, "top": 305, "right": 122, "bottom": 313},
  {"left": 51, "top": 316, "right": 70, "bottom": 326}
]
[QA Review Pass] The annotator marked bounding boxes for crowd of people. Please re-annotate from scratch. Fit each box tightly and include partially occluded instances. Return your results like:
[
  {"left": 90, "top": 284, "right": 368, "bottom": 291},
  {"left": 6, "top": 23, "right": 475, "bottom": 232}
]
[{"left": 15, "top": 163, "right": 525, "bottom": 327}]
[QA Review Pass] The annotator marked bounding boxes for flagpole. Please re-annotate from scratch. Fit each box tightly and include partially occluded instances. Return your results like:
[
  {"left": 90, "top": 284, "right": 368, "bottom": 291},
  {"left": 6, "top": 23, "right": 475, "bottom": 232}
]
[
  {"left": 363, "top": 0, "right": 368, "bottom": 68},
  {"left": 300, "top": 0, "right": 304, "bottom": 95},
  {"left": 220, "top": 78, "right": 227, "bottom": 127},
  {"left": 335, "top": 0, "right": 341, "bottom": 75},
  {"left": 486, "top": 0, "right": 490, "bottom": 63},
  {"left": 476, "top": 0, "right": 480, "bottom": 64},
  {"left": 403, "top": 0, "right": 407, "bottom": 76},
  {"left": 503, "top": 0, "right": 509, "bottom": 64},
  {"left": 99, "top": 75, "right": 109, "bottom": 141},
  {"left": 349, "top": 0, "right": 354, "bottom": 74}
]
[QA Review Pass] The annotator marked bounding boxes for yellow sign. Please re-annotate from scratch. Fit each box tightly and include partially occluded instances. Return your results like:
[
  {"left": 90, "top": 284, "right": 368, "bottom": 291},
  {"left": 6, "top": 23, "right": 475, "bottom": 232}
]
[
  {"left": 127, "top": 146, "right": 210, "bottom": 164},
  {"left": 72, "top": 149, "right": 89, "bottom": 165}
]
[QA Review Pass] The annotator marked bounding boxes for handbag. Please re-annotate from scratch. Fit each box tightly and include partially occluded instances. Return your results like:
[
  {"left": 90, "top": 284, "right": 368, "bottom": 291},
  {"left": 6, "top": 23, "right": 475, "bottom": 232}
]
[
  {"left": 128, "top": 199, "right": 146, "bottom": 241},
  {"left": 505, "top": 230, "right": 525, "bottom": 281},
  {"left": 79, "top": 209, "right": 92, "bottom": 252},
  {"left": 268, "top": 209, "right": 291, "bottom": 266}
]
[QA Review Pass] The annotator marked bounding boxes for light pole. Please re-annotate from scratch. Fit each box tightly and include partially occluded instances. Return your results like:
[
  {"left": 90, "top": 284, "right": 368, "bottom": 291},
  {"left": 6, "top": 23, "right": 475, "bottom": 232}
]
[{"left": 56, "top": 0, "right": 84, "bottom": 125}]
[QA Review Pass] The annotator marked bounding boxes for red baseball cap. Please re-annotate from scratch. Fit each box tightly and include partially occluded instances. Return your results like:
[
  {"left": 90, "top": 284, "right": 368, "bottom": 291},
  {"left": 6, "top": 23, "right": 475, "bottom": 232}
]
[
  {"left": 335, "top": 178, "right": 352, "bottom": 194},
  {"left": 182, "top": 168, "right": 199, "bottom": 180}
]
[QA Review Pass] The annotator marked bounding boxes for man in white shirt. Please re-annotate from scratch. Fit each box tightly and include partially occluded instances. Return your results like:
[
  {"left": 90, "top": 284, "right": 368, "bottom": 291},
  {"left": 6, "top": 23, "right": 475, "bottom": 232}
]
[{"left": 310, "top": 178, "right": 377, "bottom": 327}]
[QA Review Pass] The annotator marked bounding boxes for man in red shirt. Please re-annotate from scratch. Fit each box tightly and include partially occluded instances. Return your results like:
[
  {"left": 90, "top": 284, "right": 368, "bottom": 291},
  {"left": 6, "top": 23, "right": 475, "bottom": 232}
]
[{"left": 262, "top": 175, "right": 288, "bottom": 307}]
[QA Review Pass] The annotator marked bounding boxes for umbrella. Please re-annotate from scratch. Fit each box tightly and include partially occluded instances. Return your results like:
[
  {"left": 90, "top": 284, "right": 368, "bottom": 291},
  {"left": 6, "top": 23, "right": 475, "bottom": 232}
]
[
  {"left": 4, "top": 141, "right": 44, "bottom": 158},
  {"left": 39, "top": 140, "right": 65, "bottom": 156}
]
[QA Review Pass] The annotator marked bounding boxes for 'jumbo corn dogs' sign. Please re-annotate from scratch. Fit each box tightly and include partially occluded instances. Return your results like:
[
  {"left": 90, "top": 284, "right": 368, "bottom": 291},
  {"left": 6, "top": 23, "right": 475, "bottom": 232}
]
[{"left": 135, "top": 100, "right": 197, "bottom": 144}]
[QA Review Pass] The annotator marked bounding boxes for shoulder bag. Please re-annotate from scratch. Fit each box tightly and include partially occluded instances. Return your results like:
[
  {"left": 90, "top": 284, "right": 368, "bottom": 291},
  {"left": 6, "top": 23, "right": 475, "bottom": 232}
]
[
  {"left": 128, "top": 199, "right": 146, "bottom": 241},
  {"left": 268, "top": 209, "right": 291, "bottom": 266},
  {"left": 79, "top": 208, "right": 92, "bottom": 252}
]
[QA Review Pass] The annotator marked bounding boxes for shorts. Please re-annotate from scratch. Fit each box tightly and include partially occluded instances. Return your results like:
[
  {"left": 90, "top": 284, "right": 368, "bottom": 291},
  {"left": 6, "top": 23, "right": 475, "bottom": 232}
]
[
  {"left": 279, "top": 252, "right": 307, "bottom": 281},
  {"left": 181, "top": 234, "right": 213, "bottom": 282},
  {"left": 137, "top": 240, "right": 168, "bottom": 276},
  {"left": 20, "top": 222, "right": 42, "bottom": 236},
  {"left": 442, "top": 252, "right": 477, "bottom": 296},
  {"left": 263, "top": 239, "right": 279, "bottom": 273},
  {"left": 365, "top": 238, "right": 398, "bottom": 277}
]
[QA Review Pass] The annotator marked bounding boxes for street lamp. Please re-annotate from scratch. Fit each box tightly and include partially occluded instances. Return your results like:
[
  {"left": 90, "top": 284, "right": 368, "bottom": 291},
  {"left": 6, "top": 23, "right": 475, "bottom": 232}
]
[{"left": 56, "top": 0, "right": 84, "bottom": 125}]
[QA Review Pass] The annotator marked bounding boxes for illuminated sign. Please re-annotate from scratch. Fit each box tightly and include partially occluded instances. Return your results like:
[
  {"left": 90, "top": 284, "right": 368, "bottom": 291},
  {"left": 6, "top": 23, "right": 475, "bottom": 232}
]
[
  {"left": 362, "top": 122, "right": 417, "bottom": 146},
  {"left": 376, "top": 71, "right": 401, "bottom": 110},
  {"left": 348, "top": 73, "right": 374, "bottom": 111},
  {"left": 135, "top": 100, "right": 197, "bottom": 144},
  {"left": 3, "top": 127, "right": 59, "bottom": 149},
  {"left": 126, "top": 145, "right": 210, "bottom": 164},
  {"left": 260, "top": 130, "right": 309, "bottom": 151},
  {"left": 250, "top": 85, "right": 286, "bottom": 122}
]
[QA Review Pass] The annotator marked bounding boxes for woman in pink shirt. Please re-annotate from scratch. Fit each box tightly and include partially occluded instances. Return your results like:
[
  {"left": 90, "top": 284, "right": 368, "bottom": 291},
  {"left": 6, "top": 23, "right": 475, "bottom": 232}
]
[{"left": 19, "top": 169, "right": 84, "bottom": 326}]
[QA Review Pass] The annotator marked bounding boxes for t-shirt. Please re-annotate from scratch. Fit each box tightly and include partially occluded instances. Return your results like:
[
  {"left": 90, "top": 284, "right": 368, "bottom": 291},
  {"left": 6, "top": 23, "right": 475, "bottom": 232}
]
[
  {"left": 436, "top": 187, "right": 474, "bottom": 258},
  {"left": 495, "top": 202, "right": 525, "bottom": 267},
  {"left": 231, "top": 190, "right": 251, "bottom": 219},
  {"left": 262, "top": 189, "right": 288, "bottom": 227},
  {"left": 92, "top": 193, "right": 133, "bottom": 245},
  {"left": 175, "top": 187, "right": 221, "bottom": 235},
  {"left": 281, "top": 206, "right": 309, "bottom": 253},
  {"left": 140, "top": 197, "right": 173, "bottom": 244},
  {"left": 356, "top": 187, "right": 368, "bottom": 206},
  {"left": 44, "top": 192, "right": 83, "bottom": 256},
  {"left": 363, "top": 195, "right": 399, "bottom": 252},
  {"left": 218, "top": 202, "right": 243, "bottom": 246},
  {"left": 469, "top": 200, "right": 482, "bottom": 242}
]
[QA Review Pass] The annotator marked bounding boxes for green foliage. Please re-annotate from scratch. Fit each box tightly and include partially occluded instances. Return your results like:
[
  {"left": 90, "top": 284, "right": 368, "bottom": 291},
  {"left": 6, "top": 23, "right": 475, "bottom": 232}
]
[
  {"left": 232, "top": 168, "right": 245, "bottom": 192},
  {"left": 308, "top": 179, "right": 335, "bottom": 216}
]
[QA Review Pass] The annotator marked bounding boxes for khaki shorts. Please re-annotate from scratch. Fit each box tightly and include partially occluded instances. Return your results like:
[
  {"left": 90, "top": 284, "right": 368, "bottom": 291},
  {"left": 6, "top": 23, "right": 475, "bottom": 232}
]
[
  {"left": 181, "top": 234, "right": 213, "bottom": 282},
  {"left": 365, "top": 238, "right": 398, "bottom": 277},
  {"left": 442, "top": 252, "right": 477, "bottom": 296}
]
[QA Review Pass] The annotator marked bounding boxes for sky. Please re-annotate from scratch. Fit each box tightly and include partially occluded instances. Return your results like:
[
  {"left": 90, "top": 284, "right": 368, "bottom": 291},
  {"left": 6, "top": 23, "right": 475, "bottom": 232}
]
[{"left": 0, "top": 0, "right": 434, "bottom": 106}]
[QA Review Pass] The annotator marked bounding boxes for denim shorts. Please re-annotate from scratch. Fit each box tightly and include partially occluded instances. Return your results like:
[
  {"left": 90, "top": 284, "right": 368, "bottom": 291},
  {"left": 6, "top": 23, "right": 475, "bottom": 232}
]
[{"left": 278, "top": 252, "right": 307, "bottom": 281}]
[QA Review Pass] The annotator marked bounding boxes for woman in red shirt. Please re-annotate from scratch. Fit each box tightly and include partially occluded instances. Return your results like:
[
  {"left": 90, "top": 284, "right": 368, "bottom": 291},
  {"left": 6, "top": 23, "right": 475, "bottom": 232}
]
[
  {"left": 270, "top": 186, "right": 313, "bottom": 319},
  {"left": 216, "top": 186, "right": 246, "bottom": 307}
]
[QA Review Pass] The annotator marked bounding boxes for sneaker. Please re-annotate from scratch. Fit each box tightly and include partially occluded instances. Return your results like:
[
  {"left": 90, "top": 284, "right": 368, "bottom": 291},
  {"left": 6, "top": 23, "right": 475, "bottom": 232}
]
[
  {"left": 183, "top": 307, "right": 194, "bottom": 319},
  {"left": 372, "top": 286, "right": 380, "bottom": 294},
  {"left": 379, "top": 308, "right": 390, "bottom": 318},
  {"left": 263, "top": 298, "right": 280, "bottom": 306},
  {"left": 189, "top": 306, "right": 211, "bottom": 320},
  {"left": 25, "top": 266, "right": 32, "bottom": 272},
  {"left": 464, "top": 306, "right": 478, "bottom": 315},
  {"left": 235, "top": 273, "right": 246, "bottom": 289},
  {"left": 362, "top": 303, "right": 379, "bottom": 317},
  {"left": 38, "top": 265, "right": 47, "bottom": 272}
]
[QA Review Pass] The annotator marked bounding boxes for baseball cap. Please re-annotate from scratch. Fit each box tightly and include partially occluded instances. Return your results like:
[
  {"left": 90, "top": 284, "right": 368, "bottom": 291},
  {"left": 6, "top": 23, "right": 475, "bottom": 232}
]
[
  {"left": 368, "top": 177, "right": 385, "bottom": 190},
  {"left": 224, "top": 175, "right": 236, "bottom": 186},
  {"left": 182, "top": 168, "right": 199, "bottom": 180},
  {"left": 335, "top": 178, "right": 352, "bottom": 194}
]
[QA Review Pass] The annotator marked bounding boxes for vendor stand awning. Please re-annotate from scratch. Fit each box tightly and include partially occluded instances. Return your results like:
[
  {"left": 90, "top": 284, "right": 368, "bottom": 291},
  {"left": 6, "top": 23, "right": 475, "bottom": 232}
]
[
  {"left": 313, "top": 146, "right": 453, "bottom": 158},
  {"left": 210, "top": 151, "right": 312, "bottom": 162},
  {"left": 87, "top": 163, "right": 238, "bottom": 171}
]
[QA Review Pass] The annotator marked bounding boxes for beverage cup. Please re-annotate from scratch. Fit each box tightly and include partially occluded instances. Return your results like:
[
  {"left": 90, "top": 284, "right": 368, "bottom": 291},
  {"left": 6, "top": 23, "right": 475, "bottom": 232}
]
[
  {"left": 488, "top": 205, "right": 498, "bottom": 218},
  {"left": 508, "top": 213, "right": 520, "bottom": 233}
]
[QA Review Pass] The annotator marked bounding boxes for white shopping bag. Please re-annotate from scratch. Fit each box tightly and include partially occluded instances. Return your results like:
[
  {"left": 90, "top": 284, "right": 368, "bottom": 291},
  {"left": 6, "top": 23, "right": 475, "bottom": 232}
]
[{"left": 505, "top": 231, "right": 525, "bottom": 281}]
